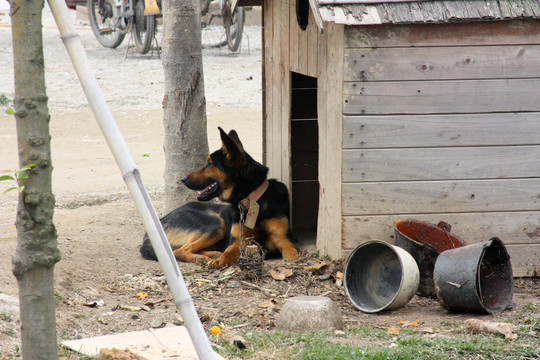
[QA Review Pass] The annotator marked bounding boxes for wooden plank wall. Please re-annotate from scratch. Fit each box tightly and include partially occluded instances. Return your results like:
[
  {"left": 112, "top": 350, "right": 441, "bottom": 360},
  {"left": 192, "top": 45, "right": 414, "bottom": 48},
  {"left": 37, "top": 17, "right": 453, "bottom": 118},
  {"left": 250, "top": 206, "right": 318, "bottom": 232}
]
[
  {"left": 263, "top": 0, "right": 344, "bottom": 258},
  {"left": 342, "top": 20, "right": 540, "bottom": 276},
  {"left": 263, "top": 0, "right": 320, "bottom": 185},
  {"left": 288, "top": 1, "right": 319, "bottom": 77},
  {"left": 316, "top": 22, "right": 344, "bottom": 259},
  {"left": 263, "top": 0, "right": 290, "bottom": 184}
]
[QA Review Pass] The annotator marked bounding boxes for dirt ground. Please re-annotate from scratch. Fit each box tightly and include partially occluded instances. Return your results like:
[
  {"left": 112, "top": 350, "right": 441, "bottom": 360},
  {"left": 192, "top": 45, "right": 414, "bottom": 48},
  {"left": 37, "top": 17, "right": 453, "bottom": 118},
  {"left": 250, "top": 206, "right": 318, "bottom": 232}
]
[{"left": 0, "top": 7, "right": 539, "bottom": 359}]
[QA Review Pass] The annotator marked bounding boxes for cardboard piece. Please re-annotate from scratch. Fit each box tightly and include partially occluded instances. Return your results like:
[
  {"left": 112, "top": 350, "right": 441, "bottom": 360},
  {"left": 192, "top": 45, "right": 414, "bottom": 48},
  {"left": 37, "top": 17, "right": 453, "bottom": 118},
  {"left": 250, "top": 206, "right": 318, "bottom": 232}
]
[{"left": 62, "top": 325, "right": 224, "bottom": 360}]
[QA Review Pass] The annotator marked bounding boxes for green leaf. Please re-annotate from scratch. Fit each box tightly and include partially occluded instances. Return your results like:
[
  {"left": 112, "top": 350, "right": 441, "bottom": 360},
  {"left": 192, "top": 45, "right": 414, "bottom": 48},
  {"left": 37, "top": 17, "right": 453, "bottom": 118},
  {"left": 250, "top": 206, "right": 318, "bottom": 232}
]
[
  {"left": 2, "top": 187, "right": 19, "bottom": 195},
  {"left": 0, "top": 175, "right": 16, "bottom": 182},
  {"left": 142, "top": 152, "right": 150, "bottom": 157},
  {"left": 16, "top": 164, "right": 36, "bottom": 179},
  {"left": 19, "top": 164, "right": 36, "bottom": 171},
  {"left": 5, "top": 107, "right": 14, "bottom": 115},
  {"left": 19, "top": 164, "right": 36, "bottom": 172}
]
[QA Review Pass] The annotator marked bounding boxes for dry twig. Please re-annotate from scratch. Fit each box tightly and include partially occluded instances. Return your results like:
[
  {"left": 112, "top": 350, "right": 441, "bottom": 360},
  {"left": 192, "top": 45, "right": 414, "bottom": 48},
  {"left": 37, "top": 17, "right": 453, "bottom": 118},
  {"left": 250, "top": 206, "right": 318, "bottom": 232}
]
[{"left": 240, "top": 280, "right": 278, "bottom": 296}]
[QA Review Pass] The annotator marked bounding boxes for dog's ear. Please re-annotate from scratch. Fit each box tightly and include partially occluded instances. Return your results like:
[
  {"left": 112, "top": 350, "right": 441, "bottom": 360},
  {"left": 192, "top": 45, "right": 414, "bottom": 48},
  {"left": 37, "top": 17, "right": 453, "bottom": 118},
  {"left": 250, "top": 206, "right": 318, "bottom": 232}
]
[
  {"left": 227, "top": 130, "right": 244, "bottom": 151},
  {"left": 219, "top": 127, "right": 245, "bottom": 165}
]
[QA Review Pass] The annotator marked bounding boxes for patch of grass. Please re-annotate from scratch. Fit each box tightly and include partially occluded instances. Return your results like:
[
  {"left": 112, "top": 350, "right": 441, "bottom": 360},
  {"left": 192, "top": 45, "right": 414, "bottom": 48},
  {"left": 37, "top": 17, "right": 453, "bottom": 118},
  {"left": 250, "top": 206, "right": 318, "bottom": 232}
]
[
  {"left": 54, "top": 291, "right": 68, "bottom": 306},
  {"left": 59, "top": 347, "right": 98, "bottom": 360},
  {"left": 520, "top": 302, "right": 540, "bottom": 313},
  {"left": 0, "top": 94, "right": 14, "bottom": 115},
  {"left": 0, "top": 94, "right": 9, "bottom": 106},
  {"left": 215, "top": 325, "right": 540, "bottom": 360},
  {"left": 3, "top": 327, "right": 17, "bottom": 337},
  {"left": 438, "top": 320, "right": 463, "bottom": 332},
  {"left": 0, "top": 312, "right": 14, "bottom": 322},
  {"left": 503, "top": 302, "right": 540, "bottom": 327}
]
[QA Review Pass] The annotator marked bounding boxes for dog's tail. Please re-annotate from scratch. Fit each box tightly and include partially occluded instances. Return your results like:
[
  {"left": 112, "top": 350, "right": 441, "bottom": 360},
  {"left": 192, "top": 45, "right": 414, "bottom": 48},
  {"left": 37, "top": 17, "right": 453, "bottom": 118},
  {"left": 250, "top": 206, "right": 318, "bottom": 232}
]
[{"left": 139, "top": 234, "right": 158, "bottom": 261}]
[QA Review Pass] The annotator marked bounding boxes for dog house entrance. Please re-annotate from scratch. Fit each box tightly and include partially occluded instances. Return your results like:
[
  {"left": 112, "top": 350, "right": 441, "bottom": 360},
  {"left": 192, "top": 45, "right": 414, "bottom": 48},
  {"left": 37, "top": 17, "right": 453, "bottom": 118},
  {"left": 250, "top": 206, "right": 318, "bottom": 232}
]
[{"left": 290, "top": 72, "right": 319, "bottom": 246}]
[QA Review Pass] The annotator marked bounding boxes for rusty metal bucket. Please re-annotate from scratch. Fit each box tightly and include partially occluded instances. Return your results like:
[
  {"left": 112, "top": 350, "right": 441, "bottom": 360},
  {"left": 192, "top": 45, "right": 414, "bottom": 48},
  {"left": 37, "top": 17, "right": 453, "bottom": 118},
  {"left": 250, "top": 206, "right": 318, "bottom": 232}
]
[
  {"left": 344, "top": 240, "right": 419, "bottom": 313},
  {"left": 394, "top": 219, "right": 466, "bottom": 298},
  {"left": 433, "top": 237, "right": 513, "bottom": 314}
]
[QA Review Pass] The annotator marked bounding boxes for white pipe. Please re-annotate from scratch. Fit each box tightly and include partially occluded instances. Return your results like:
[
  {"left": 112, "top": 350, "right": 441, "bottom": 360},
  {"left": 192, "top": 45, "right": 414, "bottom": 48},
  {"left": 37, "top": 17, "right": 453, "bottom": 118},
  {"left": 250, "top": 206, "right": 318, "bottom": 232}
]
[{"left": 45, "top": 1, "right": 216, "bottom": 358}]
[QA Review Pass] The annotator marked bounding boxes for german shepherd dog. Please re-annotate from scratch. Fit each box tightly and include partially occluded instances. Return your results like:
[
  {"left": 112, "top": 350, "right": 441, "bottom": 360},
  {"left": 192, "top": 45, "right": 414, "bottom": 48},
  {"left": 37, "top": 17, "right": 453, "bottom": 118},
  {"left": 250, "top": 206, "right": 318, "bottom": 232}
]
[{"left": 140, "top": 127, "right": 299, "bottom": 268}]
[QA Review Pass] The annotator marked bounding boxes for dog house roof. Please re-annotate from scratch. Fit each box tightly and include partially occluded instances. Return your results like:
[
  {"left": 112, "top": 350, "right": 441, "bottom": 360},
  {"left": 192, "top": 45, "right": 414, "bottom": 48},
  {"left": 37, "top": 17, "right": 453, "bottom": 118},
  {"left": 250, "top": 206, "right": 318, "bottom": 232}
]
[
  {"left": 235, "top": 0, "right": 540, "bottom": 30},
  {"left": 316, "top": 0, "right": 540, "bottom": 26}
]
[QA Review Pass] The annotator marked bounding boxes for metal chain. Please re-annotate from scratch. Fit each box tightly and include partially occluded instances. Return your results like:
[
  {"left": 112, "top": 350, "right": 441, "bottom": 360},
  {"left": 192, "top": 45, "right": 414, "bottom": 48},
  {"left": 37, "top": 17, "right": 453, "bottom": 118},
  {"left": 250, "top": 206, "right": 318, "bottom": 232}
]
[
  {"left": 238, "top": 204, "right": 246, "bottom": 256},
  {"left": 237, "top": 204, "right": 264, "bottom": 276}
]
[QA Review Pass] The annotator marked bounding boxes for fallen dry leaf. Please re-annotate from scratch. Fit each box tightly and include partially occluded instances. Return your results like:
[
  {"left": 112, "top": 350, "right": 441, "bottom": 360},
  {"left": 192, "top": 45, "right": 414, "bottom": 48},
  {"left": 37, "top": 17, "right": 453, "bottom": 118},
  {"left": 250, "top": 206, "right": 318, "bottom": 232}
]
[
  {"left": 258, "top": 300, "right": 275, "bottom": 309},
  {"left": 320, "top": 262, "right": 336, "bottom": 275},
  {"left": 118, "top": 305, "right": 143, "bottom": 311},
  {"left": 133, "top": 292, "right": 148, "bottom": 299},
  {"left": 270, "top": 267, "right": 293, "bottom": 281},
  {"left": 398, "top": 320, "right": 419, "bottom": 327},
  {"left": 304, "top": 261, "right": 329, "bottom": 272},
  {"left": 387, "top": 327, "right": 400, "bottom": 335},
  {"left": 144, "top": 298, "right": 167, "bottom": 306}
]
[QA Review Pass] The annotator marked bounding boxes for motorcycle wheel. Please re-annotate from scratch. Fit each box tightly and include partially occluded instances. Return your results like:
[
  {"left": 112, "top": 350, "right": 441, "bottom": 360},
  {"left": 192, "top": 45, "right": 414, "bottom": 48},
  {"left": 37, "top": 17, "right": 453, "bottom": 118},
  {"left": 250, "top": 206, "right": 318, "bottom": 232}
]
[
  {"left": 134, "top": 0, "right": 156, "bottom": 54},
  {"left": 87, "top": 0, "right": 126, "bottom": 48},
  {"left": 224, "top": 2, "right": 244, "bottom": 52}
]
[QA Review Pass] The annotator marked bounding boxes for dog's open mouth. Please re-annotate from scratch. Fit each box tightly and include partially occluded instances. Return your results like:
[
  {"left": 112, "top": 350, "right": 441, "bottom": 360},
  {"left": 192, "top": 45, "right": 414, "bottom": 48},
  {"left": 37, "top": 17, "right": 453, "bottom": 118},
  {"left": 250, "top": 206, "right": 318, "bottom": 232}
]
[{"left": 197, "top": 182, "right": 220, "bottom": 201}]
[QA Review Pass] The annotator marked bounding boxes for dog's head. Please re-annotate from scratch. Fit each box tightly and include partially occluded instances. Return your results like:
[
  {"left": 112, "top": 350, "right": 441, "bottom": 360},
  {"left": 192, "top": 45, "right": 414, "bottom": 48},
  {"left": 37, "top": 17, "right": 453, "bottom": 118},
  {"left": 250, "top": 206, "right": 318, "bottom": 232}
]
[{"left": 182, "top": 127, "right": 268, "bottom": 203}]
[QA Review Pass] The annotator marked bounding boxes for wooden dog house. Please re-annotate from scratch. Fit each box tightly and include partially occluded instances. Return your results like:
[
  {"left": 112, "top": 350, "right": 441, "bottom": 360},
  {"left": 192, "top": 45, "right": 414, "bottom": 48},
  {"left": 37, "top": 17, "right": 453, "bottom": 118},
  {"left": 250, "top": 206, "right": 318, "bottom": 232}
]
[{"left": 240, "top": 0, "right": 540, "bottom": 276}]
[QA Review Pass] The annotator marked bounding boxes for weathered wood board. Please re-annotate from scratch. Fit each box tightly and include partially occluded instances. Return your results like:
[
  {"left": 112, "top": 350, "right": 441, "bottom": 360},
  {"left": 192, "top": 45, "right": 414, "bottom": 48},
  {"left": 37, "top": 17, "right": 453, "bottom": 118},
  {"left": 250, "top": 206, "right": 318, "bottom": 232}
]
[
  {"left": 343, "top": 78, "right": 540, "bottom": 115},
  {"left": 344, "top": 45, "right": 540, "bottom": 82},
  {"left": 316, "top": 22, "right": 344, "bottom": 259},
  {"left": 343, "top": 179, "right": 540, "bottom": 215},
  {"left": 343, "top": 146, "right": 540, "bottom": 182},
  {"left": 289, "top": 3, "right": 319, "bottom": 77},
  {"left": 343, "top": 113, "right": 540, "bottom": 149},
  {"left": 279, "top": 0, "right": 291, "bottom": 185},
  {"left": 345, "top": 20, "right": 540, "bottom": 48},
  {"left": 263, "top": 0, "right": 273, "bottom": 169}
]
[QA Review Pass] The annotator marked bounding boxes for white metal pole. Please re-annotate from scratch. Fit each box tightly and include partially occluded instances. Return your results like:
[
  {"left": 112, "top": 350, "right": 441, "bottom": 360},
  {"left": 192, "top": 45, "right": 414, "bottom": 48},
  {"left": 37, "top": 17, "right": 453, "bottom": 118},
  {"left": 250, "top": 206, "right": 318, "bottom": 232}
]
[{"left": 45, "top": 1, "right": 216, "bottom": 358}]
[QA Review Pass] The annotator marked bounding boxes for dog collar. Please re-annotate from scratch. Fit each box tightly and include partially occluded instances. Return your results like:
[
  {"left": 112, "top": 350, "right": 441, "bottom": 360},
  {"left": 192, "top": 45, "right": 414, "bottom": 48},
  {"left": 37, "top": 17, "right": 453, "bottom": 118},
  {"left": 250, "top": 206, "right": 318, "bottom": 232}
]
[
  {"left": 239, "top": 179, "right": 269, "bottom": 211},
  {"left": 239, "top": 179, "right": 268, "bottom": 229}
]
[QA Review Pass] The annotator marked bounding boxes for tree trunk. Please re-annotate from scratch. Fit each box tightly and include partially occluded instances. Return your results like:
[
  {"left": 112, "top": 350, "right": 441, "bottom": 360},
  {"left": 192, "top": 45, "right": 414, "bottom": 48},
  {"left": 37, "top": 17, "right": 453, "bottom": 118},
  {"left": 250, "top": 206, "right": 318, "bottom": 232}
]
[
  {"left": 161, "top": 0, "right": 209, "bottom": 213},
  {"left": 10, "top": 0, "right": 61, "bottom": 358}
]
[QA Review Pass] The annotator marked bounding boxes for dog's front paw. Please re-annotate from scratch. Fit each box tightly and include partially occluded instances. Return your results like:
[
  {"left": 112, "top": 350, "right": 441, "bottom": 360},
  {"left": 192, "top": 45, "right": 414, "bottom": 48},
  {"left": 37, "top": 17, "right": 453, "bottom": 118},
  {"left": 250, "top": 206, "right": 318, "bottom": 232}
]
[
  {"left": 208, "top": 252, "right": 239, "bottom": 268},
  {"left": 282, "top": 245, "right": 299, "bottom": 260},
  {"left": 208, "top": 254, "right": 231, "bottom": 268}
]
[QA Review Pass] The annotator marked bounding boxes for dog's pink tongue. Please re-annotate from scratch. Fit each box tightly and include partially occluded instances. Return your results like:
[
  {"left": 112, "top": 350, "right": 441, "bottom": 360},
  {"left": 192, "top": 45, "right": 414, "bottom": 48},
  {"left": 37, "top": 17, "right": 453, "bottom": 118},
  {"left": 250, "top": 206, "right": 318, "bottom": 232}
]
[{"left": 197, "top": 183, "right": 215, "bottom": 199}]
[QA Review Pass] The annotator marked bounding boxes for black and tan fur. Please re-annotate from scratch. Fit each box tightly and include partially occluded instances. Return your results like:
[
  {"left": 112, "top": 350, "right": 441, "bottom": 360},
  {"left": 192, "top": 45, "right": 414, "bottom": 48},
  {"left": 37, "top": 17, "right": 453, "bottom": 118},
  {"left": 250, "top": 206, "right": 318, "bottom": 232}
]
[{"left": 140, "top": 127, "right": 299, "bottom": 268}]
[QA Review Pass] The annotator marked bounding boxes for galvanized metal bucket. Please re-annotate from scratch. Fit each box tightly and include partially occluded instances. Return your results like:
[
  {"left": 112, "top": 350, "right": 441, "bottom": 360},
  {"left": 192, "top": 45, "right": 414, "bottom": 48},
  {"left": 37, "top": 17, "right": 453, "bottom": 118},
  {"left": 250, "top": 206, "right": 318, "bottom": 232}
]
[
  {"left": 433, "top": 237, "right": 513, "bottom": 314},
  {"left": 395, "top": 219, "right": 466, "bottom": 298},
  {"left": 344, "top": 240, "right": 419, "bottom": 313}
]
